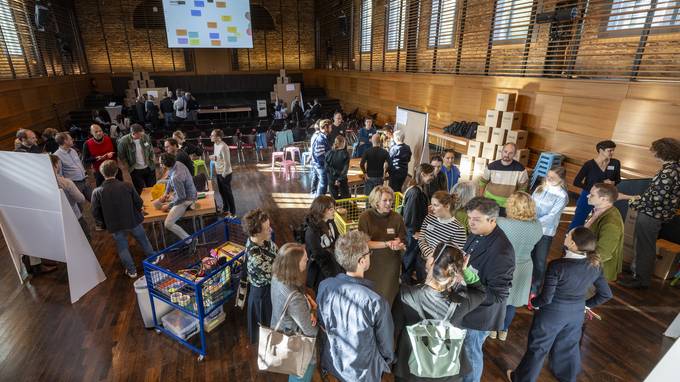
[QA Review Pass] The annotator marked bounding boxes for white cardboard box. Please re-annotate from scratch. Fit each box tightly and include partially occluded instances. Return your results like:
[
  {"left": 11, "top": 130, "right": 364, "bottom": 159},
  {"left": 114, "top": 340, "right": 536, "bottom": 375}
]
[
  {"left": 459, "top": 155, "right": 475, "bottom": 174},
  {"left": 514, "top": 149, "right": 529, "bottom": 166},
  {"left": 473, "top": 158, "right": 489, "bottom": 177},
  {"left": 495, "top": 93, "right": 516, "bottom": 112},
  {"left": 475, "top": 125, "right": 492, "bottom": 143},
  {"left": 506, "top": 130, "right": 528, "bottom": 149},
  {"left": 485, "top": 110, "right": 503, "bottom": 128},
  {"left": 490, "top": 127, "right": 508, "bottom": 146},
  {"left": 482, "top": 143, "right": 498, "bottom": 161},
  {"left": 467, "top": 141, "right": 484, "bottom": 157},
  {"left": 501, "top": 111, "right": 522, "bottom": 130}
]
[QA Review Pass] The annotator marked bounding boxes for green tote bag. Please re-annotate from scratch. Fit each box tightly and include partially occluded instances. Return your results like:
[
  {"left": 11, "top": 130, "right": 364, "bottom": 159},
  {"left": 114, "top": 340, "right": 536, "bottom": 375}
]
[{"left": 406, "top": 302, "right": 467, "bottom": 378}]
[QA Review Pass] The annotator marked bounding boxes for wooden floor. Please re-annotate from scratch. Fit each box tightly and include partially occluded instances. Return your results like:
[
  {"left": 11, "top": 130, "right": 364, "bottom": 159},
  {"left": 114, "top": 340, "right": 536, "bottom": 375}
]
[{"left": 0, "top": 161, "right": 678, "bottom": 382}]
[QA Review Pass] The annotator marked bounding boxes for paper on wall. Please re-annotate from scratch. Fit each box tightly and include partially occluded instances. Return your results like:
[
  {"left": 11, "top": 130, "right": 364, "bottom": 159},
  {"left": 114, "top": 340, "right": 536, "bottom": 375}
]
[
  {"left": 286, "top": 84, "right": 295, "bottom": 91},
  {"left": 396, "top": 109, "right": 408, "bottom": 125}
]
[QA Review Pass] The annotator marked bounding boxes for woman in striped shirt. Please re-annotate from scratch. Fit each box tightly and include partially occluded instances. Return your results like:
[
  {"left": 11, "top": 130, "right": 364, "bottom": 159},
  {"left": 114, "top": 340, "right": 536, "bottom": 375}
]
[{"left": 416, "top": 191, "right": 468, "bottom": 260}]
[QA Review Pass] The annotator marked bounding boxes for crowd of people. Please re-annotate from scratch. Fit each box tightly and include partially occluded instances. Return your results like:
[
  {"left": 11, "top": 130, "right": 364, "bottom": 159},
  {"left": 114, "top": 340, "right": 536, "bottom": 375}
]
[
  {"left": 10, "top": 116, "right": 218, "bottom": 279},
  {"left": 7, "top": 105, "right": 680, "bottom": 381},
  {"left": 239, "top": 127, "right": 679, "bottom": 382}
]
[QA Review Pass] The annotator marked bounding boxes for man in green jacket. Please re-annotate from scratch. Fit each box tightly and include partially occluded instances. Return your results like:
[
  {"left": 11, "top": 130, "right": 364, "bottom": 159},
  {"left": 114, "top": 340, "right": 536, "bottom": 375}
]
[
  {"left": 585, "top": 182, "right": 624, "bottom": 281},
  {"left": 117, "top": 123, "right": 156, "bottom": 194}
]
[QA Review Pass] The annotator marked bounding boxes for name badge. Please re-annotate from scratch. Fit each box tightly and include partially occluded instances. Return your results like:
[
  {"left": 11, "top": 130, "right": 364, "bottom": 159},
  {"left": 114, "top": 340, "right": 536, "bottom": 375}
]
[
  {"left": 607, "top": 165, "right": 614, "bottom": 170},
  {"left": 144, "top": 142, "right": 150, "bottom": 147},
  {"left": 386, "top": 228, "right": 395, "bottom": 235}
]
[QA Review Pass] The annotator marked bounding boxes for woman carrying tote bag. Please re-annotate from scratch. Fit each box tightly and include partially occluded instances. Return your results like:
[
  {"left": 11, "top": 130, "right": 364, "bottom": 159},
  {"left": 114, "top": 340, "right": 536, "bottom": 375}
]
[
  {"left": 262, "top": 243, "right": 319, "bottom": 381},
  {"left": 392, "top": 243, "right": 487, "bottom": 381}
]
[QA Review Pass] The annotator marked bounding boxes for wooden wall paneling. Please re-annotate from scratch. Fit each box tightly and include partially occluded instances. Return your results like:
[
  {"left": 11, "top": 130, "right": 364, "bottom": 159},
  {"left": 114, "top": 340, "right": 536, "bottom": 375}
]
[
  {"left": 557, "top": 97, "right": 620, "bottom": 139},
  {"left": 626, "top": 82, "right": 680, "bottom": 103},
  {"left": 0, "top": 76, "right": 90, "bottom": 149},
  {"left": 613, "top": 99, "right": 680, "bottom": 146}
]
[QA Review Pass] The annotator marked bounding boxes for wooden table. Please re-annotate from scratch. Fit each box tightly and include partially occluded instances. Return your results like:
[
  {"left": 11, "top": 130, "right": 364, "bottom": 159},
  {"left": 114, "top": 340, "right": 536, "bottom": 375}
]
[
  {"left": 141, "top": 187, "right": 216, "bottom": 249},
  {"left": 197, "top": 106, "right": 252, "bottom": 120},
  {"left": 427, "top": 128, "right": 470, "bottom": 155}
]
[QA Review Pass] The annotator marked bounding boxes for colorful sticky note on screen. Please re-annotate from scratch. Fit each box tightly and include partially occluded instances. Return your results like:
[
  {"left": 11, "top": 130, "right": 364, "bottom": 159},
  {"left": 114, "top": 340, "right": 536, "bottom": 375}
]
[
  {"left": 188, "top": 31, "right": 199, "bottom": 38},
  {"left": 211, "top": 40, "right": 221, "bottom": 46},
  {"left": 194, "top": 1, "right": 204, "bottom": 6},
  {"left": 227, "top": 26, "right": 237, "bottom": 33},
  {"left": 177, "top": 38, "right": 189, "bottom": 44},
  {"left": 176, "top": 29, "right": 187, "bottom": 36},
  {"left": 190, "top": 39, "right": 201, "bottom": 45},
  {"left": 209, "top": 33, "right": 220, "bottom": 39},
  {"left": 207, "top": 22, "right": 217, "bottom": 28},
  {"left": 191, "top": 9, "right": 201, "bottom": 16},
  {"left": 216, "top": 1, "right": 226, "bottom": 7},
  {"left": 227, "top": 36, "right": 237, "bottom": 42},
  {"left": 221, "top": 15, "right": 232, "bottom": 22}
]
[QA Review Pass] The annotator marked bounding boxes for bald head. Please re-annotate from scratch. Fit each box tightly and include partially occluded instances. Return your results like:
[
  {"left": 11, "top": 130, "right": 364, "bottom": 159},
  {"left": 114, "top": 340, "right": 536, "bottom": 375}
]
[{"left": 90, "top": 124, "right": 104, "bottom": 140}]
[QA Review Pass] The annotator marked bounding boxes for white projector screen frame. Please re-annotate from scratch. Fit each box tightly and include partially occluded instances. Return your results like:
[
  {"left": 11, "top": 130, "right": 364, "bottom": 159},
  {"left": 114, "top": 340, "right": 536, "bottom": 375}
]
[
  {"left": 162, "top": 0, "right": 253, "bottom": 48},
  {"left": 395, "top": 106, "right": 430, "bottom": 177}
]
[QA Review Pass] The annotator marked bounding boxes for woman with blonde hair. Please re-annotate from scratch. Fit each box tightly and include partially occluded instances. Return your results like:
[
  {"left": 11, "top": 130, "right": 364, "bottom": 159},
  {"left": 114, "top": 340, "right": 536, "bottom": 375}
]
[
  {"left": 451, "top": 181, "right": 477, "bottom": 232},
  {"left": 358, "top": 185, "right": 406, "bottom": 305},
  {"left": 270, "top": 243, "right": 318, "bottom": 382},
  {"left": 531, "top": 167, "right": 569, "bottom": 293},
  {"left": 494, "top": 192, "right": 543, "bottom": 340},
  {"left": 325, "top": 135, "right": 350, "bottom": 199}
]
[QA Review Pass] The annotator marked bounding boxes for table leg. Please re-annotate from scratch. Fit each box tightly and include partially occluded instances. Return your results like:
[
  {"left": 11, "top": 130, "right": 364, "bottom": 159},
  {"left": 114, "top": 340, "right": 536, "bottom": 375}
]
[
  {"left": 159, "top": 221, "right": 166, "bottom": 248},
  {"left": 150, "top": 222, "right": 160, "bottom": 251}
]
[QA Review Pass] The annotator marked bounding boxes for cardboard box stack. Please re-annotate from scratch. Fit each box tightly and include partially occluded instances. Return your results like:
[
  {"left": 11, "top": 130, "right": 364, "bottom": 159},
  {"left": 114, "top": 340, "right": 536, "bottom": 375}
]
[
  {"left": 272, "top": 68, "right": 301, "bottom": 110},
  {"left": 125, "top": 71, "right": 153, "bottom": 107},
  {"left": 461, "top": 92, "right": 530, "bottom": 180}
]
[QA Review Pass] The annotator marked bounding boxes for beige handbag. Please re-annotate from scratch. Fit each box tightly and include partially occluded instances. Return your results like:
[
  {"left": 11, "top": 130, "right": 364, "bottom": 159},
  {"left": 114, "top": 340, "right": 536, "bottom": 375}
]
[{"left": 257, "top": 292, "right": 316, "bottom": 377}]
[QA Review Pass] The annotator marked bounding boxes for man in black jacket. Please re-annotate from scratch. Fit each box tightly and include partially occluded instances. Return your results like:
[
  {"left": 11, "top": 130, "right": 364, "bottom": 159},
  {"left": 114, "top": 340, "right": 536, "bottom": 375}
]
[
  {"left": 91, "top": 160, "right": 159, "bottom": 278},
  {"left": 460, "top": 197, "right": 515, "bottom": 382},
  {"left": 426, "top": 155, "right": 448, "bottom": 199},
  {"left": 160, "top": 91, "right": 175, "bottom": 129}
]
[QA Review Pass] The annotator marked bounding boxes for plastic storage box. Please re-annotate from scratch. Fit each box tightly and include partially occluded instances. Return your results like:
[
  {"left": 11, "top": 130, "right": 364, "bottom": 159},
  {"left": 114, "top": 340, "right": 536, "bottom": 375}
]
[{"left": 162, "top": 309, "right": 199, "bottom": 340}]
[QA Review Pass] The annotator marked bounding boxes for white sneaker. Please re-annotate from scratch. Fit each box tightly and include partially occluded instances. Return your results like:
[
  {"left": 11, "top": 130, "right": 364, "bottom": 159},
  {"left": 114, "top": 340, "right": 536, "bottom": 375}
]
[
  {"left": 150, "top": 254, "right": 165, "bottom": 265},
  {"left": 124, "top": 269, "right": 138, "bottom": 278}
]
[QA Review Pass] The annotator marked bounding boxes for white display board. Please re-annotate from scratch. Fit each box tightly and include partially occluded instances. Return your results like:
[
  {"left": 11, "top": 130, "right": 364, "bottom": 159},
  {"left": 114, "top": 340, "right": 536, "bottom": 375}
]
[
  {"left": 0, "top": 152, "right": 106, "bottom": 303},
  {"left": 645, "top": 338, "right": 680, "bottom": 381},
  {"left": 394, "top": 106, "right": 430, "bottom": 177},
  {"left": 163, "top": 0, "right": 253, "bottom": 48}
]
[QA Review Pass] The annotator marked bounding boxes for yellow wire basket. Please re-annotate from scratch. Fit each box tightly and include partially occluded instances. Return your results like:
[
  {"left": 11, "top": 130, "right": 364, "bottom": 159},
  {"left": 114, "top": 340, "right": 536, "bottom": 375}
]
[{"left": 334, "top": 192, "right": 403, "bottom": 234}]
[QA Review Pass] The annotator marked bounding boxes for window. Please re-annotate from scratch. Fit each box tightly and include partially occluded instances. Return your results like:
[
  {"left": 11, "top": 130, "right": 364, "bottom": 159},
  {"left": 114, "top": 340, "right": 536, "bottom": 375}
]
[
  {"left": 360, "top": 0, "right": 372, "bottom": 52},
  {"left": 428, "top": 0, "right": 457, "bottom": 47},
  {"left": 493, "top": 0, "right": 533, "bottom": 41},
  {"left": 386, "top": 0, "right": 407, "bottom": 50},
  {"left": 0, "top": 0, "right": 23, "bottom": 55},
  {"left": 607, "top": 0, "right": 680, "bottom": 31}
]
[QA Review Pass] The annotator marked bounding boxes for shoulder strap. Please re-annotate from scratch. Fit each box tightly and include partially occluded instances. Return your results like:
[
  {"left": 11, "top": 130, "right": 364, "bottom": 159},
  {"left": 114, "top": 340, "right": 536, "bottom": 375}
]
[
  {"left": 443, "top": 301, "right": 457, "bottom": 321},
  {"left": 273, "top": 291, "right": 300, "bottom": 332}
]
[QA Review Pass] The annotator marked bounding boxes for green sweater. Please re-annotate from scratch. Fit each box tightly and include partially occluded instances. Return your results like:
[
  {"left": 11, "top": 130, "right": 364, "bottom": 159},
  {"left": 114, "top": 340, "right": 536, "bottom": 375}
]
[
  {"left": 589, "top": 206, "right": 624, "bottom": 281},
  {"left": 117, "top": 133, "right": 156, "bottom": 173}
]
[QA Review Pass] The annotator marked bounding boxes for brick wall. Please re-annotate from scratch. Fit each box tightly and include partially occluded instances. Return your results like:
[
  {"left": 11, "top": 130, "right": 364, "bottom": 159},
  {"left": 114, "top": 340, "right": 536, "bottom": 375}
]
[{"left": 74, "top": 0, "right": 315, "bottom": 73}]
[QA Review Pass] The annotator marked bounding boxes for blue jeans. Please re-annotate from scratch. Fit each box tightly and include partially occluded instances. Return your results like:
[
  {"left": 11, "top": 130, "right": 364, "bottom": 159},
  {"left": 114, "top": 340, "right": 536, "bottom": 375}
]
[
  {"left": 530, "top": 235, "right": 553, "bottom": 294},
  {"left": 314, "top": 166, "right": 328, "bottom": 196},
  {"left": 462, "top": 329, "right": 489, "bottom": 382},
  {"left": 112, "top": 224, "right": 155, "bottom": 273},
  {"left": 164, "top": 112, "right": 173, "bottom": 128},
  {"left": 364, "top": 177, "right": 383, "bottom": 196},
  {"left": 289, "top": 360, "right": 315, "bottom": 382},
  {"left": 504, "top": 305, "right": 516, "bottom": 331},
  {"left": 568, "top": 190, "right": 592, "bottom": 230}
]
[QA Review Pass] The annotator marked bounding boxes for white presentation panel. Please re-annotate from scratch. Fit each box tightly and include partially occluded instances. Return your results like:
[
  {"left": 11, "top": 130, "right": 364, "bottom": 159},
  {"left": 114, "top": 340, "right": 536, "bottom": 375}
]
[
  {"left": 395, "top": 106, "right": 430, "bottom": 177},
  {"left": 163, "top": 0, "right": 253, "bottom": 48}
]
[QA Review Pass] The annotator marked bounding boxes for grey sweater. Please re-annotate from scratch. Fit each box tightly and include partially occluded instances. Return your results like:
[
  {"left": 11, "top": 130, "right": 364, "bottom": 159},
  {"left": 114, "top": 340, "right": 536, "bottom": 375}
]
[{"left": 270, "top": 278, "right": 318, "bottom": 337}]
